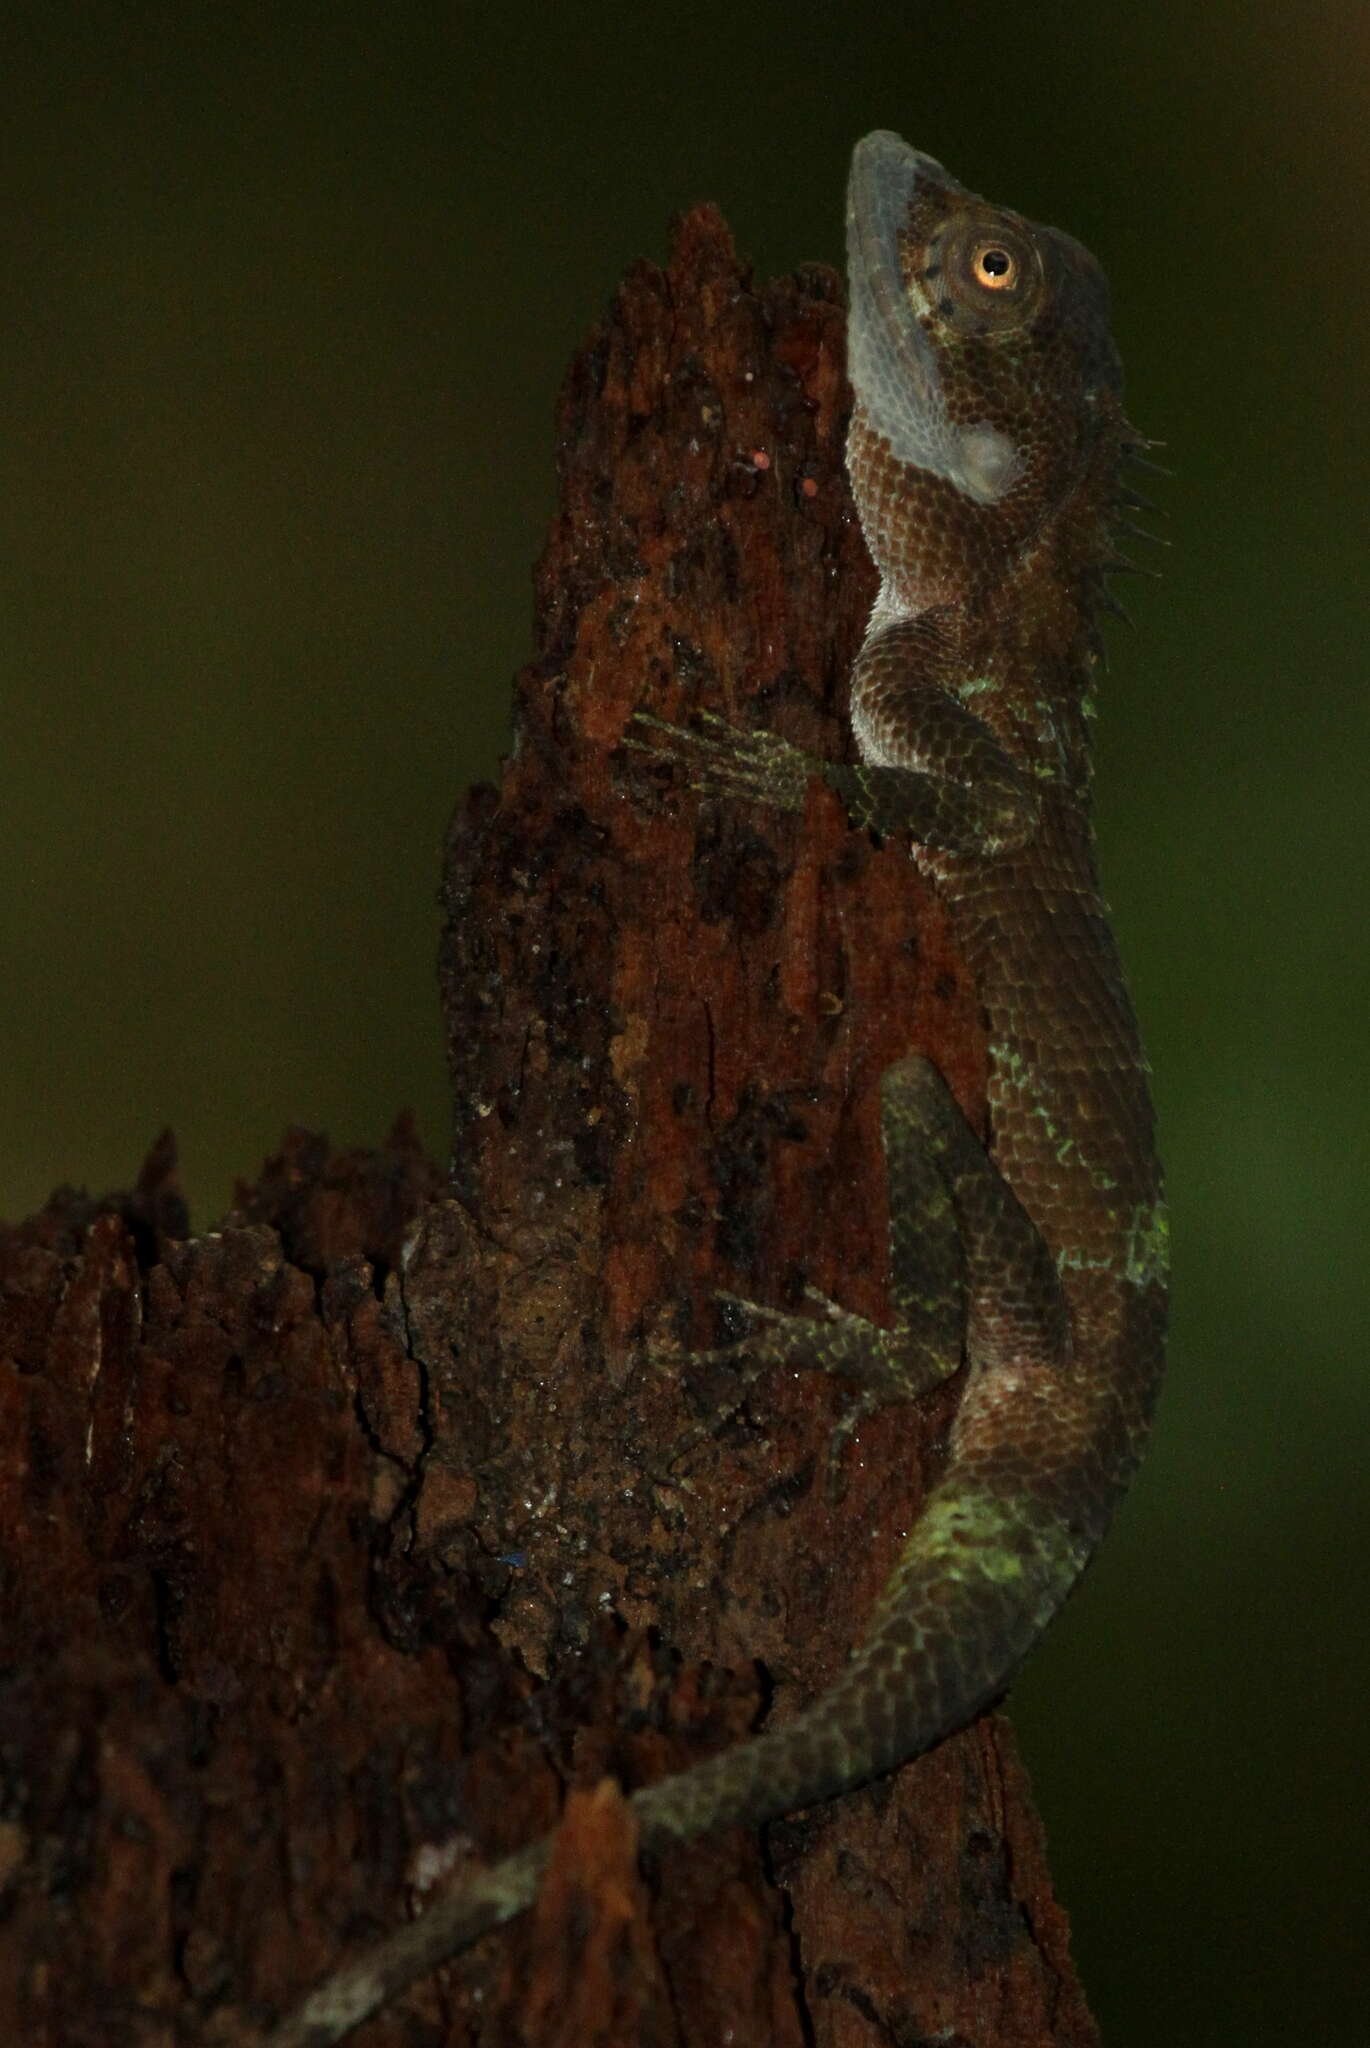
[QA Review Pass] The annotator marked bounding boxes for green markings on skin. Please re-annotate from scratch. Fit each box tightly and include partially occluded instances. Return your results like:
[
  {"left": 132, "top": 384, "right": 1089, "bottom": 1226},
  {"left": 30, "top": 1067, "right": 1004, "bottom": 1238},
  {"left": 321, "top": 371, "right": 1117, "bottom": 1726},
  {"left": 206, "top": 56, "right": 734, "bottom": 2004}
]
[
  {"left": 914, "top": 1491, "right": 1034, "bottom": 1586},
  {"left": 991, "top": 1042, "right": 1165, "bottom": 1287},
  {"left": 990, "top": 1045, "right": 1119, "bottom": 1196},
  {"left": 1054, "top": 1239, "right": 1125, "bottom": 1278},
  {"left": 946, "top": 673, "right": 1065, "bottom": 780},
  {"left": 1029, "top": 697, "right": 1065, "bottom": 785},
  {"left": 888, "top": 1484, "right": 1087, "bottom": 1628},
  {"left": 1030, "top": 1104, "right": 1118, "bottom": 1189},
  {"left": 1054, "top": 1196, "right": 1169, "bottom": 1287},
  {"left": 1124, "top": 1197, "right": 1170, "bottom": 1287},
  {"left": 992, "top": 1043, "right": 1032, "bottom": 1093}
]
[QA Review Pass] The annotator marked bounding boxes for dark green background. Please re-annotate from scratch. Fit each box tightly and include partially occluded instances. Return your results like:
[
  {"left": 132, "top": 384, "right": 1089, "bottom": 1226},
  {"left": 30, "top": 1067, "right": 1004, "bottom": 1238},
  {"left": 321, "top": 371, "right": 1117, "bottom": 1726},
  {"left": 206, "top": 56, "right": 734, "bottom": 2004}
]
[{"left": 2, "top": 6, "right": 1363, "bottom": 2042}]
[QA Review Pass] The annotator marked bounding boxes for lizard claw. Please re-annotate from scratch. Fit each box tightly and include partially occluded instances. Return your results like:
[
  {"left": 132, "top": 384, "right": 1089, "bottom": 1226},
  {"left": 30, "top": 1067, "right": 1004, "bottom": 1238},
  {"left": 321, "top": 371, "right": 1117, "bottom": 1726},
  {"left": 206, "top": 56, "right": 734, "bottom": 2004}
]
[
  {"left": 623, "top": 708, "right": 813, "bottom": 813},
  {"left": 801, "top": 1284, "right": 849, "bottom": 1321}
]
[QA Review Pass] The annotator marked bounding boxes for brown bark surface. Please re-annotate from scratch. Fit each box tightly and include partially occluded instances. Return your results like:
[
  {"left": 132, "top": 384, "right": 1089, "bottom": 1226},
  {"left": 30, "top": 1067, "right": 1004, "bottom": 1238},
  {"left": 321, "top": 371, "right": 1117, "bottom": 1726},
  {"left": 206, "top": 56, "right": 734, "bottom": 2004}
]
[{"left": 0, "top": 209, "right": 1098, "bottom": 2047}]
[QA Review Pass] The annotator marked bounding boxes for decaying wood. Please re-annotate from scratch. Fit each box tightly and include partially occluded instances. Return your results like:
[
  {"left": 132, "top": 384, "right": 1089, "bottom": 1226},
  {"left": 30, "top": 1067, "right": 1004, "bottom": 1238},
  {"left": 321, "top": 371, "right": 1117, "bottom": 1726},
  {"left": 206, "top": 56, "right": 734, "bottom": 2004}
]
[{"left": 0, "top": 207, "right": 1098, "bottom": 2046}]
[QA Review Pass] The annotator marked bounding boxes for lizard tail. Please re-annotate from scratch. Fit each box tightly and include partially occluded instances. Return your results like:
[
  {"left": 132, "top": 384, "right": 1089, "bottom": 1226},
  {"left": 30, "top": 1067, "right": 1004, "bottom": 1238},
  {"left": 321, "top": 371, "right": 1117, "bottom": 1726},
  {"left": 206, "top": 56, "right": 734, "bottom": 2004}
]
[
  {"left": 266, "top": 1840, "right": 549, "bottom": 2048},
  {"left": 268, "top": 1481, "right": 1087, "bottom": 2045},
  {"left": 630, "top": 1474, "right": 1088, "bottom": 1853}
]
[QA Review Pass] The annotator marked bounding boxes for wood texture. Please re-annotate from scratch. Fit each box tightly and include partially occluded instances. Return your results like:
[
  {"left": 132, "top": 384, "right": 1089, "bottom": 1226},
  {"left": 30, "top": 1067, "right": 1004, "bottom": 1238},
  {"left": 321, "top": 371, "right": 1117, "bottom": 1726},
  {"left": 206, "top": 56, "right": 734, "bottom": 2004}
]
[{"left": 0, "top": 207, "right": 1097, "bottom": 2046}]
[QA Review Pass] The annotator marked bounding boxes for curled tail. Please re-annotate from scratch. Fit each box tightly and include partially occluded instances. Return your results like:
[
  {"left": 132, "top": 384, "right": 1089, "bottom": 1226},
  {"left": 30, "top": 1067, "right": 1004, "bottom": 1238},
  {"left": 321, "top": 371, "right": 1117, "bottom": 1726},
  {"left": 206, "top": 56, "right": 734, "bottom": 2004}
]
[
  {"left": 268, "top": 1481, "right": 1087, "bottom": 2047},
  {"left": 631, "top": 1475, "right": 1090, "bottom": 1851}
]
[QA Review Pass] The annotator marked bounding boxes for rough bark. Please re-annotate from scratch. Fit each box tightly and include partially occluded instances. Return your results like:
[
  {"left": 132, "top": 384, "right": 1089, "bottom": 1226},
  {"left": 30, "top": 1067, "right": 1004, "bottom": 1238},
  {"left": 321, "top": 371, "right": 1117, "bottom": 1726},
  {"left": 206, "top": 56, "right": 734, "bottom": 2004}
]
[{"left": 0, "top": 208, "right": 1098, "bottom": 2047}]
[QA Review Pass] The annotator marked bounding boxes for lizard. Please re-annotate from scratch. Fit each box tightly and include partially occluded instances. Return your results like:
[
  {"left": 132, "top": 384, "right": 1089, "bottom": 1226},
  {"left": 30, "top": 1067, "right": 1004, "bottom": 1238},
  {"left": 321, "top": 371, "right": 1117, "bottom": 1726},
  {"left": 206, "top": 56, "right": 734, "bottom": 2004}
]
[{"left": 268, "top": 128, "right": 1168, "bottom": 2047}]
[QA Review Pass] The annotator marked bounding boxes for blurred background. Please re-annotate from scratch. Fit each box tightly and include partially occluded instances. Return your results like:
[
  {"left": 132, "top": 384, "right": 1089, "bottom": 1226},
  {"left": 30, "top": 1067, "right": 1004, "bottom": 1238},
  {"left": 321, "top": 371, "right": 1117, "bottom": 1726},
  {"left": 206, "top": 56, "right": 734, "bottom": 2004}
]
[{"left": 1, "top": 5, "right": 1363, "bottom": 2041}]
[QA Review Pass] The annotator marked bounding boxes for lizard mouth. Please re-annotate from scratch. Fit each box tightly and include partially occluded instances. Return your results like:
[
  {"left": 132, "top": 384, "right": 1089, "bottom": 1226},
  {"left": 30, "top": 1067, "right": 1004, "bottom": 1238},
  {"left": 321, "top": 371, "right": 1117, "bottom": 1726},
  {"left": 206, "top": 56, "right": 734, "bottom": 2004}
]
[{"left": 846, "top": 131, "right": 1022, "bottom": 506}]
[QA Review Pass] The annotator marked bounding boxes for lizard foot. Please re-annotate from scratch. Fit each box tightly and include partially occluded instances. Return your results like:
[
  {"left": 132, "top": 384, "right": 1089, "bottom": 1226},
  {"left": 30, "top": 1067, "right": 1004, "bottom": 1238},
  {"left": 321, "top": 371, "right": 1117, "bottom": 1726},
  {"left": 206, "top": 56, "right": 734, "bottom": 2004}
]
[
  {"left": 642, "top": 1283, "right": 959, "bottom": 1505},
  {"left": 639, "top": 1316, "right": 776, "bottom": 1498},
  {"left": 624, "top": 708, "right": 814, "bottom": 814}
]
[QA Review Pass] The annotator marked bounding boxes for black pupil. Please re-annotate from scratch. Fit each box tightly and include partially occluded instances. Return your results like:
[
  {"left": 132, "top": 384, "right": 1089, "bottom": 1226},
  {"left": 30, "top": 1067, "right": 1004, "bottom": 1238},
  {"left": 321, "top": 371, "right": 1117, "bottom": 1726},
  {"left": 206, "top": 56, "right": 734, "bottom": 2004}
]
[{"left": 981, "top": 248, "right": 1011, "bottom": 277}]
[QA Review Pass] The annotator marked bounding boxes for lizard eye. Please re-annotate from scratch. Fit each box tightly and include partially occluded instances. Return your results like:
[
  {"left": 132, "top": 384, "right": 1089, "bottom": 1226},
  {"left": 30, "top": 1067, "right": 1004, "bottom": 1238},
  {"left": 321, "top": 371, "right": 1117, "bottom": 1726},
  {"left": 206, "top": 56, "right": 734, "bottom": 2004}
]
[
  {"left": 971, "top": 243, "right": 1018, "bottom": 291},
  {"left": 934, "top": 216, "right": 1043, "bottom": 329}
]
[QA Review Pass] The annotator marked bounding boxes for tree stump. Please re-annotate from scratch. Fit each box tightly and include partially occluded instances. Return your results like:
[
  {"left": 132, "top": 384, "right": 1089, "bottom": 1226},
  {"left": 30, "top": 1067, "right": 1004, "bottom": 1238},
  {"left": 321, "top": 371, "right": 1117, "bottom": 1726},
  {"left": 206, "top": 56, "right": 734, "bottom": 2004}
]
[{"left": 0, "top": 206, "right": 1097, "bottom": 2048}]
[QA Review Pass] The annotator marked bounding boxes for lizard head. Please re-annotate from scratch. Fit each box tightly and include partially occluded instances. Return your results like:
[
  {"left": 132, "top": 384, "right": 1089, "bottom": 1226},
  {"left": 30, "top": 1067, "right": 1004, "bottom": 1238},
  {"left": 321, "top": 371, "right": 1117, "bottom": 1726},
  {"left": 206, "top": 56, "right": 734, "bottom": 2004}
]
[{"left": 846, "top": 130, "right": 1136, "bottom": 617}]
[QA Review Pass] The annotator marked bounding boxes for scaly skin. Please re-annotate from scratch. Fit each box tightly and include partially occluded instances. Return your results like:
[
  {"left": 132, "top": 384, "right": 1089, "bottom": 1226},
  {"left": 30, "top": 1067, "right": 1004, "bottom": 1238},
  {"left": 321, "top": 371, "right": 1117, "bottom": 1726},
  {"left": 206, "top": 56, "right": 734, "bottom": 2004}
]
[{"left": 269, "top": 131, "right": 1167, "bottom": 2046}]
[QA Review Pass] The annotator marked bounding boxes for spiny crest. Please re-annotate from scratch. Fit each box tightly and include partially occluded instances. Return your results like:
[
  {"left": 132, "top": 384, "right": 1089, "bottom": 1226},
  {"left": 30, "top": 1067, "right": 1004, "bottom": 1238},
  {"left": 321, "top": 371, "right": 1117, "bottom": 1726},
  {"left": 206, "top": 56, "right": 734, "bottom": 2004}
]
[{"left": 1082, "top": 433, "right": 1170, "bottom": 652}]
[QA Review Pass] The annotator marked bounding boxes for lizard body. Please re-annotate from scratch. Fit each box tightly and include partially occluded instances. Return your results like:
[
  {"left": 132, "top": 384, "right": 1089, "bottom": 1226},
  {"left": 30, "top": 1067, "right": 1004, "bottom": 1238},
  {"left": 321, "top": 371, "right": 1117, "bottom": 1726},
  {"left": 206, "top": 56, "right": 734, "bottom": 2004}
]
[{"left": 273, "top": 131, "right": 1167, "bottom": 2045}]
